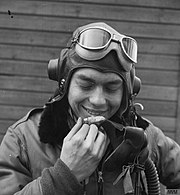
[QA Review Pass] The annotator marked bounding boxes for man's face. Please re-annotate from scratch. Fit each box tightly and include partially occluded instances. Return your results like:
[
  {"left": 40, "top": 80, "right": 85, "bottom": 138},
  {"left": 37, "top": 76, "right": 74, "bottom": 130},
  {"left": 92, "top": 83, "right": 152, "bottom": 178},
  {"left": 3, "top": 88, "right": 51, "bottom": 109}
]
[{"left": 68, "top": 68, "right": 123, "bottom": 119}]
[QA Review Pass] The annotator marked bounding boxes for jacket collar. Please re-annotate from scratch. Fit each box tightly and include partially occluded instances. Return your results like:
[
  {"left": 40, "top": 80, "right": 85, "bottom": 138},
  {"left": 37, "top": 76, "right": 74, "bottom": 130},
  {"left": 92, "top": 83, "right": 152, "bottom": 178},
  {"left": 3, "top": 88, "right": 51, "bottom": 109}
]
[{"left": 38, "top": 102, "right": 70, "bottom": 145}]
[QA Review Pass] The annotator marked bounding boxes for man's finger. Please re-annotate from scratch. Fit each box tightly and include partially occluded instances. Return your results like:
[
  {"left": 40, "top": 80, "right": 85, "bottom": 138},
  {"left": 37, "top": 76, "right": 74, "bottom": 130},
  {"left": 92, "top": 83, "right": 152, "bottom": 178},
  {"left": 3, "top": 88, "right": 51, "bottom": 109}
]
[
  {"left": 85, "top": 124, "right": 98, "bottom": 143},
  {"left": 65, "top": 117, "right": 83, "bottom": 140},
  {"left": 74, "top": 123, "right": 90, "bottom": 140}
]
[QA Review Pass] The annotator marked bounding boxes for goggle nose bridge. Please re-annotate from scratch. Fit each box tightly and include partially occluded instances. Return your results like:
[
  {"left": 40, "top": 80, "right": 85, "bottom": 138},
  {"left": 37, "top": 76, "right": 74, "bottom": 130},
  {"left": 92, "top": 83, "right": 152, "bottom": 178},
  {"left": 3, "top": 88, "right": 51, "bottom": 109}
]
[{"left": 112, "top": 34, "right": 124, "bottom": 43}]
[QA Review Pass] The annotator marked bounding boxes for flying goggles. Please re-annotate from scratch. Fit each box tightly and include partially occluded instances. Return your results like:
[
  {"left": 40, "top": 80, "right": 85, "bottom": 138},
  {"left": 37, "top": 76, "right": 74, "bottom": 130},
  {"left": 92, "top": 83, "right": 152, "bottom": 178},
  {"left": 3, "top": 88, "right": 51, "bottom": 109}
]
[{"left": 71, "top": 26, "right": 138, "bottom": 71}]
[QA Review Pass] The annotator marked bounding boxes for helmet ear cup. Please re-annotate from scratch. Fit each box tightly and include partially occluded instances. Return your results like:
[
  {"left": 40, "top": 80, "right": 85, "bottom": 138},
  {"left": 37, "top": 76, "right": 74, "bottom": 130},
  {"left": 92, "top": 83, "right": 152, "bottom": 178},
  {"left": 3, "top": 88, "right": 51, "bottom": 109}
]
[
  {"left": 130, "top": 64, "right": 141, "bottom": 96},
  {"left": 47, "top": 48, "right": 69, "bottom": 82},
  {"left": 48, "top": 58, "right": 59, "bottom": 81},
  {"left": 133, "top": 76, "right": 141, "bottom": 96}
]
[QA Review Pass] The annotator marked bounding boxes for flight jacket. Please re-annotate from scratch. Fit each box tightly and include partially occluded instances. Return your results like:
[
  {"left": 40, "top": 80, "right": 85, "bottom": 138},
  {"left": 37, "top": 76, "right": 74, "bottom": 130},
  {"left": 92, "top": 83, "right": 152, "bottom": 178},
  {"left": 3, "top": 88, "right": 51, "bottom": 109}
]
[{"left": 0, "top": 107, "right": 180, "bottom": 195}]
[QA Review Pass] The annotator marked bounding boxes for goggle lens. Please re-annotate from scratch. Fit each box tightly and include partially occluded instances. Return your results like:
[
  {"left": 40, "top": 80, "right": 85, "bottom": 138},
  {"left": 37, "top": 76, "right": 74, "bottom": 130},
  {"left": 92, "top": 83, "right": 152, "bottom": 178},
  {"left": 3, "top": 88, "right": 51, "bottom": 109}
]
[
  {"left": 78, "top": 28, "right": 111, "bottom": 49},
  {"left": 122, "top": 37, "right": 137, "bottom": 62}
]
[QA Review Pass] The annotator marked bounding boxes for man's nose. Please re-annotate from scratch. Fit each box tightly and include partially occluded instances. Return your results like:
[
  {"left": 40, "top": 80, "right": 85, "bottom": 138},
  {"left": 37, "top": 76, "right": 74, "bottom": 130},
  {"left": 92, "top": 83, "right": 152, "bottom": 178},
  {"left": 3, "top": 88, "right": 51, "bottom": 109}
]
[{"left": 89, "top": 87, "right": 106, "bottom": 106}]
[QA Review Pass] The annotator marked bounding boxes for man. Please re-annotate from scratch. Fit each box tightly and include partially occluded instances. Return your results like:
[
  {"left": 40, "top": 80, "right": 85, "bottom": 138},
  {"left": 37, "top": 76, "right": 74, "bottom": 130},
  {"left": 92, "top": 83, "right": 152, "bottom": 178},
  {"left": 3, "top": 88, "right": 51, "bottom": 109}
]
[{"left": 0, "top": 22, "right": 180, "bottom": 195}]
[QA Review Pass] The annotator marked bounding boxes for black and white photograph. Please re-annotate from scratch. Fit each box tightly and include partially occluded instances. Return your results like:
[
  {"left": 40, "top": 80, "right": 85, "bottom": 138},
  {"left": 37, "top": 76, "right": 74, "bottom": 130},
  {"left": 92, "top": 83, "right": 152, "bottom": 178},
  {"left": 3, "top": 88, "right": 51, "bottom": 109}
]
[{"left": 0, "top": 0, "right": 180, "bottom": 194}]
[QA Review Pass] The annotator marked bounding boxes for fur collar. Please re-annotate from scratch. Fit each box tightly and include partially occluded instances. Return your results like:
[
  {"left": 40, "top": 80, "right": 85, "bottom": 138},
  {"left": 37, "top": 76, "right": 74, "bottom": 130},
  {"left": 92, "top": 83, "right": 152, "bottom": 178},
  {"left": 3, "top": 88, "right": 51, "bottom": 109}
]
[{"left": 38, "top": 99, "right": 70, "bottom": 145}]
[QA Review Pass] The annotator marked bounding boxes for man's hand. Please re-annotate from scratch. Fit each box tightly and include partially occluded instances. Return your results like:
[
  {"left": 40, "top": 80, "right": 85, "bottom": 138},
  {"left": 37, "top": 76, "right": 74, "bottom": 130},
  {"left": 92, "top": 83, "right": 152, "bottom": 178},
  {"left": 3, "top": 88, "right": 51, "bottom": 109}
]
[{"left": 60, "top": 117, "right": 109, "bottom": 182}]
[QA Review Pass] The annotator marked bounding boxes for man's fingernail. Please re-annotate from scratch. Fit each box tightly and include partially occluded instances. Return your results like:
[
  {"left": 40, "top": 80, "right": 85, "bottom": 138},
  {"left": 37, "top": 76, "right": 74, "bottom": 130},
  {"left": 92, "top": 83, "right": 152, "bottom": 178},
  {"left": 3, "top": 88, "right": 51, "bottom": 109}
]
[{"left": 77, "top": 117, "right": 82, "bottom": 123}]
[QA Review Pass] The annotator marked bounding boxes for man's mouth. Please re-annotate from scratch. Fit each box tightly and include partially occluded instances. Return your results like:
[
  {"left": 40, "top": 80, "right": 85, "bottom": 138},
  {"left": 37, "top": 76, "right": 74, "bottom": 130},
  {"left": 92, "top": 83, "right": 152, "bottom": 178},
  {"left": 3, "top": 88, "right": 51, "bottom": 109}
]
[{"left": 83, "top": 106, "right": 106, "bottom": 116}]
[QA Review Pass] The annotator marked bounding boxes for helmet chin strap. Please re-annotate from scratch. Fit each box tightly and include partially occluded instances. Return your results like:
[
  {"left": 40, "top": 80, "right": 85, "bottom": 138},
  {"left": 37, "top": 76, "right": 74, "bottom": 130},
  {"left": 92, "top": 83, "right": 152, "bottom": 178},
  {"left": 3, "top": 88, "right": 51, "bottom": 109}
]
[{"left": 59, "top": 78, "right": 66, "bottom": 95}]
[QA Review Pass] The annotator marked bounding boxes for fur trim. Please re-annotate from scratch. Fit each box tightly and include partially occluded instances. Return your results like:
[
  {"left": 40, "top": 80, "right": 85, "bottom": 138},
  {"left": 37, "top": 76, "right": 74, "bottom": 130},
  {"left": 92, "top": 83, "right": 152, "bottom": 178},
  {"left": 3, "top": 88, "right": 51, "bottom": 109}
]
[{"left": 38, "top": 97, "right": 70, "bottom": 145}]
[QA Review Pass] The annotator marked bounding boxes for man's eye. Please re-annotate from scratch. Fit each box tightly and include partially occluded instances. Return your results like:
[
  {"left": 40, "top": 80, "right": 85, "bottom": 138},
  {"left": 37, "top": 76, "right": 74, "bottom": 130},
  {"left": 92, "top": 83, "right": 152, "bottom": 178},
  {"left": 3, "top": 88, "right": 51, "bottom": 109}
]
[
  {"left": 79, "top": 83, "right": 94, "bottom": 90},
  {"left": 105, "top": 86, "right": 120, "bottom": 92}
]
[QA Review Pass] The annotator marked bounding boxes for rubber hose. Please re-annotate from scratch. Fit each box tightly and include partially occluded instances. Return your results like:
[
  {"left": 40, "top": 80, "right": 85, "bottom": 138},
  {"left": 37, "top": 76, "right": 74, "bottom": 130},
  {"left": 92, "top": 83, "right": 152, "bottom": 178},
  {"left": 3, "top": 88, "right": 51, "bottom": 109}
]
[{"left": 144, "top": 158, "right": 160, "bottom": 195}]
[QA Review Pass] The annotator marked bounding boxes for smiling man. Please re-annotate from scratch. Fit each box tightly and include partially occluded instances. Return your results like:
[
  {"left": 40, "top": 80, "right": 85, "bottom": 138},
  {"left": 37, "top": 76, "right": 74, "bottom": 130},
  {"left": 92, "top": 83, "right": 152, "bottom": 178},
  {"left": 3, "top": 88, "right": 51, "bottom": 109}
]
[{"left": 0, "top": 22, "right": 180, "bottom": 195}]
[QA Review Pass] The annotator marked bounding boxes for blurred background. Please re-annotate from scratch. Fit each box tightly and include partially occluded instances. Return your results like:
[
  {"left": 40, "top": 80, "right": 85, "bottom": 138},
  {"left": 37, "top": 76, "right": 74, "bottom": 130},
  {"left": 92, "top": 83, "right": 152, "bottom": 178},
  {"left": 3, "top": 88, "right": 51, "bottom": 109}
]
[{"left": 0, "top": 0, "right": 180, "bottom": 146}]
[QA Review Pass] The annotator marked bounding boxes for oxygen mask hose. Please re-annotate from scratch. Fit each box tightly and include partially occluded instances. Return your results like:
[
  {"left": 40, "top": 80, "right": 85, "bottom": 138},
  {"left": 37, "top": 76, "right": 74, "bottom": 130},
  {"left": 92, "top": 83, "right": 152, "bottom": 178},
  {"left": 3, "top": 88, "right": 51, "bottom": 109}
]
[{"left": 145, "top": 159, "right": 161, "bottom": 195}]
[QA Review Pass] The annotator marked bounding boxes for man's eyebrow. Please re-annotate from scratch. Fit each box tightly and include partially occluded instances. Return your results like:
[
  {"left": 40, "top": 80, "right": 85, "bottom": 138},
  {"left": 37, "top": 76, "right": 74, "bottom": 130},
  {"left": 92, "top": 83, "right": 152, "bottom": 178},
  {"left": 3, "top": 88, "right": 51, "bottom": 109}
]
[
  {"left": 76, "top": 74, "right": 95, "bottom": 82},
  {"left": 106, "top": 80, "right": 123, "bottom": 85}
]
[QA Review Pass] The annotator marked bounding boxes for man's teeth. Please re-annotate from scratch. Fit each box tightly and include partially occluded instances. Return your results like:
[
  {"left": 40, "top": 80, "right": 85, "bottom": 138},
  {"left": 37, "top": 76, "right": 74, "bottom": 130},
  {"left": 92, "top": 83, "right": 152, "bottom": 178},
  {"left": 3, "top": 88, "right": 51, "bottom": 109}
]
[{"left": 85, "top": 108, "right": 102, "bottom": 116}]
